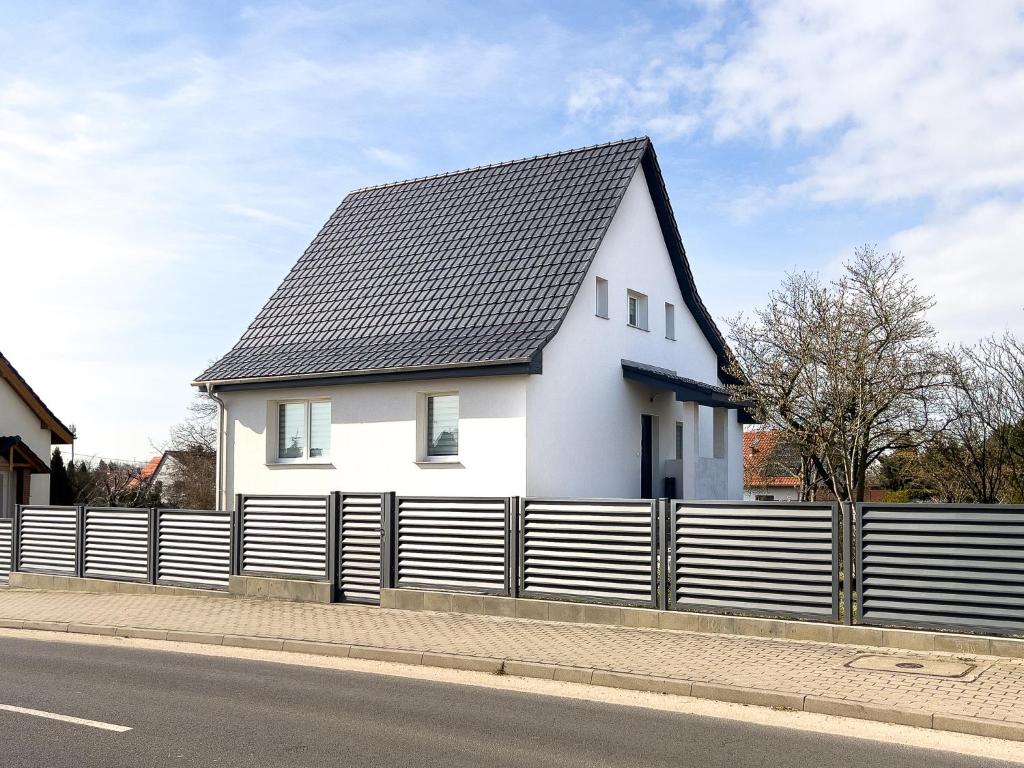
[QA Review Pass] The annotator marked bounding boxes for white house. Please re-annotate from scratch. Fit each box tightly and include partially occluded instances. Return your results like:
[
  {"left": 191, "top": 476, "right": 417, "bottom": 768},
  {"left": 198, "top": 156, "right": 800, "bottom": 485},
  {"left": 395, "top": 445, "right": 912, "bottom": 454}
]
[
  {"left": 195, "top": 138, "right": 752, "bottom": 506},
  {"left": 0, "top": 351, "right": 74, "bottom": 516}
]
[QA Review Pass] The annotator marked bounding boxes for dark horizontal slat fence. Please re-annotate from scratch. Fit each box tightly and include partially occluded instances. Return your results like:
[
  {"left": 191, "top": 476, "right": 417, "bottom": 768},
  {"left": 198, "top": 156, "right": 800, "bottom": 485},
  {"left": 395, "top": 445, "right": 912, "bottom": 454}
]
[
  {"left": 857, "top": 503, "right": 1024, "bottom": 635},
  {"left": 0, "top": 519, "right": 11, "bottom": 584},
  {"left": 156, "top": 508, "right": 231, "bottom": 590},
  {"left": 82, "top": 506, "right": 152, "bottom": 583},
  {"left": 671, "top": 501, "right": 839, "bottom": 621},
  {"left": 395, "top": 496, "right": 511, "bottom": 594},
  {"left": 337, "top": 492, "right": 388, "bottom": 604},
  {"left": 520, "top": 498, "right": 658, "bottom": 606},
  {"left": 16, "top": 505, "right": 80, "bottom": 575},
  {"left": 238, "top": 495, "right": 333, "bottom": 580}
]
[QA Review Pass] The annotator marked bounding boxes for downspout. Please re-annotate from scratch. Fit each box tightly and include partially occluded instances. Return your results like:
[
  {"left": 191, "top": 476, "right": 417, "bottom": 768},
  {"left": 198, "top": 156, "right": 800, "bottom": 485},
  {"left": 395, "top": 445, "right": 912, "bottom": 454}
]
[{"left": 205, "top": 383, "right": 228, "bottom": 511}]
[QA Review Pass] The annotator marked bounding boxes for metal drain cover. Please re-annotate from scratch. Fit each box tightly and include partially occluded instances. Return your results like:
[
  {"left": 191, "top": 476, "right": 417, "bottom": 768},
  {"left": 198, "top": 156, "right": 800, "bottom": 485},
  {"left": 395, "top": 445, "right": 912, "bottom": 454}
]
[{"left": 845, "top": 654, "right": 988, "bottom": 680}]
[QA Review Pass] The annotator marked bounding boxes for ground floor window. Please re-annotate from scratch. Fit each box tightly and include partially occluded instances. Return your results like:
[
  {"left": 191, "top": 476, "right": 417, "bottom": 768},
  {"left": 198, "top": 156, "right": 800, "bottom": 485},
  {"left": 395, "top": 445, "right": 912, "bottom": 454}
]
[
  {"left": 0, "top": 470, "right": 10, "bottom": 518},
  {"left": 426, "top": 393, "right": 459, "bottom": 457},
  {"left": 273, "top": 400, "right": 331, "bottom": 463}
]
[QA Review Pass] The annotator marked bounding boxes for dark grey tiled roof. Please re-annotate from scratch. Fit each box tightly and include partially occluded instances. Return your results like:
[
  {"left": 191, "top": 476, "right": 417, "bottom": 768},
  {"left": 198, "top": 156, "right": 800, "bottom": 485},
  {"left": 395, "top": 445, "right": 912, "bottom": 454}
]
[{"left": 198, "top": 138, "right": 652, "bottom": 382}]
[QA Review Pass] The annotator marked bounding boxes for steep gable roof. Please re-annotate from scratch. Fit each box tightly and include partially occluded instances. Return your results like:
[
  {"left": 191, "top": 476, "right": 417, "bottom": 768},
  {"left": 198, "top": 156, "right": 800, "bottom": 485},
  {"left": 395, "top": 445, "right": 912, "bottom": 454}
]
[
  {"left": 0, "top": 352, "right": 74, "bottom": 444},
  {"left": 196, "top": 138, "right": 737, "bottom": 387}
]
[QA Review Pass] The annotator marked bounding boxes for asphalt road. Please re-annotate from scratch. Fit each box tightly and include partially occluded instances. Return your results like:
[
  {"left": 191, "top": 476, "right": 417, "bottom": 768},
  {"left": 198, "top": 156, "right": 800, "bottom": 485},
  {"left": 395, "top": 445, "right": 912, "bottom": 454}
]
[{"left": 0, "top": 635, "right": 1015, "bottom": 768}]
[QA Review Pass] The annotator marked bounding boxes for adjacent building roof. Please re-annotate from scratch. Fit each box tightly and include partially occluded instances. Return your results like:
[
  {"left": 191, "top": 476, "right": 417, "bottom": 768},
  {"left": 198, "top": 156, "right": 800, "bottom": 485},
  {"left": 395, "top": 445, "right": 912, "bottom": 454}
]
[
  {"left": 0, "top": 435, "right": 50, "bottom": 474},
  {"left": 0, "top": 352, "right": 74, "bottom": 444},
  {"left": 743, "top": 430, "right": 800, "bottom": 488},
  {"left": 196, "top": 137, "right": 737, "bottom": 388}
]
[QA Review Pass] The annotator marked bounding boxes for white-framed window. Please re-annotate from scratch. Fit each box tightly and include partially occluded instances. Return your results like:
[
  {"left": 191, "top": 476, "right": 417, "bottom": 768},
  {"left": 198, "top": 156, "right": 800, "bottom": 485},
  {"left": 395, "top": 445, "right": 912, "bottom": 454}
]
[
  {"left": 272, "top": 400, "right": 331, "bottom": 463},
  {"left": 627, "top": 290, "right": 648, "bottom": 330},
  {"left": 595, "top": 277, "right": 609, "bottom": 318},
  {"left": 424, "top": 393, "right": 459, "bottom": 458},
  {"left": 675, "top": 422, "right": 684, "bottom": 460},
  {"left": 665, "top": 302, "right": 675, "bottom": 340}
]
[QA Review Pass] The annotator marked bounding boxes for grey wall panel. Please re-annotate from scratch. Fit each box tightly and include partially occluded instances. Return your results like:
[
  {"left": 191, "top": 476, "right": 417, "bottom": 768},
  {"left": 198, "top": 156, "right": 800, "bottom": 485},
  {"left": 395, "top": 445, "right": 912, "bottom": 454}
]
[
  {"left": 521, "top": 499, "right": 657, "bottom": 606},
  {"left": 17, "top": 506, "right": 79, "bottom": 575},
  {"left": 857, "top": 504, "right": 1024, "bottom": 635},
  {"left": 156, "top": 509, "right": 231, "bottom": 589},
  {"left": 395, "top": 497, "right": 510, "bottom": 594},
  {"left": 240, "top": 495, "right": 330, "bottom": 580},
  {"left": 83, "top": 507, "right": 151, "bottom": 582},
  {"left": 338, "top": 493, "right": 385, "bottom": 604},
  {"left": 0, "top": 519, "right": 11, "bottom": 584},
  {"left": 672, "top": 501, "right": 839, "bottom": 620}
]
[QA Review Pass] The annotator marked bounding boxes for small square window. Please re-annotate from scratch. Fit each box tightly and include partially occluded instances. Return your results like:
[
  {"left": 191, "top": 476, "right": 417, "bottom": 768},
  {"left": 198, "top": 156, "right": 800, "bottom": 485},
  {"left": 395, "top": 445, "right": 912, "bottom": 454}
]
[
  {"left": 665, "top": 302, "right": 675, "bottom": 340},
  {"left": 595, "top": 277, "right": 609, "bottom": 318},
  {"left": 627, "top": 290, "right": 648, "bottom": 330}
]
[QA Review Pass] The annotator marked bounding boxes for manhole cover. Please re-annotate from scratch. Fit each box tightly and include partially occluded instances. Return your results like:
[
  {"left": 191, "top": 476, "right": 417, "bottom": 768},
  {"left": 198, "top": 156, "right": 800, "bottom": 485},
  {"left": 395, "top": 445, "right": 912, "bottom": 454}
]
[{"left": 845, "top": 654, "right": 990, "bottom": 681}]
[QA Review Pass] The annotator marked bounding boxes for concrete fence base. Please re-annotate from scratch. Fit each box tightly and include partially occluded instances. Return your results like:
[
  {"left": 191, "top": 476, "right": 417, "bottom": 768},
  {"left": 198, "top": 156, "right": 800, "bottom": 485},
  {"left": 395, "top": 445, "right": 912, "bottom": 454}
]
[
  {"left": 228, "top": 575, "right": 333, "bottom": 604},
  {"left": 380, "top": 588, "right": 1024, "bottom": 660},
  {"left": 9, "top": 572, "right": 230, "bottom": 599}
]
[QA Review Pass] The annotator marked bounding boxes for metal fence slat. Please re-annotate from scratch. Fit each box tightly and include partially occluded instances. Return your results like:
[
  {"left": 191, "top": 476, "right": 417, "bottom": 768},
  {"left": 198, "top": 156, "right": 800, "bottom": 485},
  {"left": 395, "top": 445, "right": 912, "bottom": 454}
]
[
  {"left": 520, "top": 498, "right": 657, "bottom": 607},
  {"left": 672, "top": 501, "right": 840, "bottom": 621},
  {"left": 856, "top": 503, "right": 1024, "bottom": 635}
]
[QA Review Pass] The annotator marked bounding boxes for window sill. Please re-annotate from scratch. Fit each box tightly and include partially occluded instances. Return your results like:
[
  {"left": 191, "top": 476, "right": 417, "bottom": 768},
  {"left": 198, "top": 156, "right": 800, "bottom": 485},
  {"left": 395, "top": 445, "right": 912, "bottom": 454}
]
[
  {"left": 627, "top": 324, "right": 649, "bottom": 332},
  {"left": 415, "top": 458, "right": 464, "bottom": 468},
  {"left": 266, "top": 462, "right": 335, "bottom": 469}
]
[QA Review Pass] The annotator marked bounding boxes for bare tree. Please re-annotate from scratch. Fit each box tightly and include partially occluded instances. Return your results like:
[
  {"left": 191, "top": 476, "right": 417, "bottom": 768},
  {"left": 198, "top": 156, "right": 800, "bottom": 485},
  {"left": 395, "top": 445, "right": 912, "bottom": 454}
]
[
  {"left": 158, "top": 392, "right": 217, "bottom": 509},
  {"left": 728, "top": 246, "right": 946, "bottom": 502}
]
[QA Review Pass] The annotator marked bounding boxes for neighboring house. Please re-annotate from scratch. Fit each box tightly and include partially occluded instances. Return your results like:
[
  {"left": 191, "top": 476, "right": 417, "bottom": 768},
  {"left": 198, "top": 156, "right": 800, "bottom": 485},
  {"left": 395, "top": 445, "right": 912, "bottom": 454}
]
[
  {"left": 743, "top": 430, "right": 801, "bottom": 501},
  {"left": 195, "top": 138, "right": 752, "bottom": 506},
  {"left": 0, "top": 351, "right": 74, "bottom": 517},
  {"left": 137, "top": 452, "right": 184, "bottom": 491}
]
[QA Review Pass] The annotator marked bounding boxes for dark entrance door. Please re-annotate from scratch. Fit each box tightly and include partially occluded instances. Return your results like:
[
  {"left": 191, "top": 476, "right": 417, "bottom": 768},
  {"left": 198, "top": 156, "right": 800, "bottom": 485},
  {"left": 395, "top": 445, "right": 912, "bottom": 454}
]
[{"left": 641, "top": 414, "right": 653, "bottom": 498}]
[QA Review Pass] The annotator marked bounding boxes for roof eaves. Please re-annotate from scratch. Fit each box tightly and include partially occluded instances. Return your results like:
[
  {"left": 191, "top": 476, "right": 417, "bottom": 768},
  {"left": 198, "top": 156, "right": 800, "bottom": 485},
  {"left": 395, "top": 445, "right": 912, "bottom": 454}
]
[{"left": 0, "top": 352, "right": 74, "bottom": 444}]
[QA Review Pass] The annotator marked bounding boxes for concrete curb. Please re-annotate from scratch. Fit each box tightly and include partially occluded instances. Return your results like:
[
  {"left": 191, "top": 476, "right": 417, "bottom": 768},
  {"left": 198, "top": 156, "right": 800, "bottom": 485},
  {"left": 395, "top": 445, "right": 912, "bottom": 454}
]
[{"left": 5, "top": 621, "right": 1023, "bottom": 743}]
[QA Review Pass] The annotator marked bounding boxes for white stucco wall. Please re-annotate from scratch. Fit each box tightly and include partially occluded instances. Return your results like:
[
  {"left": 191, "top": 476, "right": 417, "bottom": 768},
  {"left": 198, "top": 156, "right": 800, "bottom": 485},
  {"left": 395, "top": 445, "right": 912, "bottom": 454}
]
[
  {"left": 0, "top": 377, "right": 53, "bottom": 508},
  {"left": 219, "top": 374, "right": 528, "bottom": 503},
  {"left": 525, "top": 167, "right": 743, "bottom": 499}
]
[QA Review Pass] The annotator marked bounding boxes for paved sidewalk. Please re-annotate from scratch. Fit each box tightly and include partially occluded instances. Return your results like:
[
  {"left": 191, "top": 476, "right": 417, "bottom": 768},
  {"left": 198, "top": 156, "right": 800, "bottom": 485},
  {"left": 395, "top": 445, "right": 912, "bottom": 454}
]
[{"left": 1, "top": 588, "right": 1023, "bottom": 742}]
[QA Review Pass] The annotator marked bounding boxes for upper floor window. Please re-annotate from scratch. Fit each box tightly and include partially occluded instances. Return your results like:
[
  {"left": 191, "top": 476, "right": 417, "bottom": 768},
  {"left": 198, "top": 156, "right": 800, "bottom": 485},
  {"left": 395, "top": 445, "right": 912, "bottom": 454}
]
[
  {"left": 275, "top": 400, "right": 331, "bottom": 463},
  {"left": 627, "top": 290, "right": 648, "bottom": 330},
  {"left": 665, "top": 302, "right": 676, "bottom": 340},
  {"left": 426, "top": 393, "right": 459, "bottom": 457},
  {"left": 595, "top": 277, "right": 609, "bottom": 318}
]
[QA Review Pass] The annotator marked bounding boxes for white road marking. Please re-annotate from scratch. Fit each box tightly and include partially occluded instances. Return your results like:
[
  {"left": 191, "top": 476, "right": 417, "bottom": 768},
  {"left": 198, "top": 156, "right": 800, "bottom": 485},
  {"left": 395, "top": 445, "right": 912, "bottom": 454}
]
[{"left": 0, "top": 704, "right": 131, "bottom": 732}]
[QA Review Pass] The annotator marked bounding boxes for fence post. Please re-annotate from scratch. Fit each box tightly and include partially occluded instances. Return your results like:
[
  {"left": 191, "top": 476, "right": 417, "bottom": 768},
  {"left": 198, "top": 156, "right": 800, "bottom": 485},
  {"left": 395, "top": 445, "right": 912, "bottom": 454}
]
[
  {"left": 380, "top": 492, "right": 396, "bottom": 591},
  {"left": 509, "top": 496, "right": 521, "bottom": 599},
  {"left": 841, "top": 501, "right": 853, "bottom": 625},
  {"left": 74, "top": 505, "right": 87, "bottom": 578},
  {"left": 12, "top": 504, "right": 22, "bottom": 575},
  {"left": 231, "top": 494, "right": 243, "bottom": 577},
  {"left": 657, "top": 498, "right": 669, "bottom": 611},
  {"left": 327, "top": 492, "right": 339, "bottom": 588},
  {"left": 148, "top": 507, "right": 158, "bottom": 585}
]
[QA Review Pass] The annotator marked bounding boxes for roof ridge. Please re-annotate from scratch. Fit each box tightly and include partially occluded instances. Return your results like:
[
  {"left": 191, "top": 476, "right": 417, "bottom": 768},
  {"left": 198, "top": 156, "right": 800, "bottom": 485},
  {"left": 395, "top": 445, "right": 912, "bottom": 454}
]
[{"left": 347, "top": 136, "right": 650, "bottom": 195}]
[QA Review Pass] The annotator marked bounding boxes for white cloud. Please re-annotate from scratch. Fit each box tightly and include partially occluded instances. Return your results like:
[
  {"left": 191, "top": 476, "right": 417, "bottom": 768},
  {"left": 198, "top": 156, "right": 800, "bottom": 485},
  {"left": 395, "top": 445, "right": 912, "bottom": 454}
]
[
  {"left": 889, "top": 199, "right": 1024, "bottom": 342},
  {"left": 710, "top": 0, "right": 1024, "bottom": 205}
]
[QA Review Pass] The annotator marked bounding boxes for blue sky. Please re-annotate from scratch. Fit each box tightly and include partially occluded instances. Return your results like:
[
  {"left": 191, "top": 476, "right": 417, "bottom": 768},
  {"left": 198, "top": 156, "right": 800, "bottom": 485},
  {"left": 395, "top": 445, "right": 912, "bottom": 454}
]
[{"left": 2, "top": 0, "right": 1022, "bottom": 461}]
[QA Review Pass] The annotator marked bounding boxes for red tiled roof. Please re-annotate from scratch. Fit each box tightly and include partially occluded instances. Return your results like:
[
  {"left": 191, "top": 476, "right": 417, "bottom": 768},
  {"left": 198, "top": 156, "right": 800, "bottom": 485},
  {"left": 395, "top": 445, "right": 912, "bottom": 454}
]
[{"left": 743, "top": 430, "right": 800, "bottom": 488}]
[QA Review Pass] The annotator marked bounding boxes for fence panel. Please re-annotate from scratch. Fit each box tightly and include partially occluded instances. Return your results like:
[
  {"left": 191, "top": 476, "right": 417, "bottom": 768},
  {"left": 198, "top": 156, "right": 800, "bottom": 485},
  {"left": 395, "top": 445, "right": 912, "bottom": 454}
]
[
  {"left": 337, "top": 493, "right": 387, "bottom": 604},
  {"left": 671, "top": 501, "right": 839, "bottom": 621},
  {"left": 395, "top": 496, "right": 510, "bottom": 594},
  {"left": 17, "top": 505, "right": 79, "bottom": 575},
  {"left": 857, "top": 503, "right": 1024, "bottom": 635},
  {"left": 0, "top": 519, "right": 11, "bottom": 584},
  {"left": 82, "top": 507, "right": 151, "bottom": 582},
  {"left": 520, "top": 498, "right": 657, "bottom": 606},
  {"left": 239, "top": 495, "right": 331, "bottom": 580},
  {"left": 156, "top": 509, "right": 231, "bottom": 589}
]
